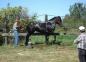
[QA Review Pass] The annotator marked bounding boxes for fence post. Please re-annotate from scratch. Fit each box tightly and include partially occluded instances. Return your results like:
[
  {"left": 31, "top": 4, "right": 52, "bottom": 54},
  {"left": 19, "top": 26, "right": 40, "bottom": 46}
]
[
  {"left": 45, "top": 14, "right": 48, "bottom": 22},
  {"left": 45, "top": 14, "right": 49, "bottom": 44},
  {"left": 3, "top": 14, "right": 8, "bottom": 46}
]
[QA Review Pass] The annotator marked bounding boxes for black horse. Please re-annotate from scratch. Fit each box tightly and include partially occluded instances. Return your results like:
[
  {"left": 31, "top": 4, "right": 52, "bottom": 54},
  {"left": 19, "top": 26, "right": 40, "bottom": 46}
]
[{"left": 25, "top": 16, "right": 62, "bottom": 46}]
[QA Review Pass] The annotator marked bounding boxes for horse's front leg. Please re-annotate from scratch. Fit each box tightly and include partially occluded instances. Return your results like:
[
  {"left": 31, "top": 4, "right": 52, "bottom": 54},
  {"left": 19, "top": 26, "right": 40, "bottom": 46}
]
[
  {"left": 25, "top": 32, "right": 30, "bottom": 46},
  {"left": 25, "top": 33, "right": 33, "bottom": 48}
]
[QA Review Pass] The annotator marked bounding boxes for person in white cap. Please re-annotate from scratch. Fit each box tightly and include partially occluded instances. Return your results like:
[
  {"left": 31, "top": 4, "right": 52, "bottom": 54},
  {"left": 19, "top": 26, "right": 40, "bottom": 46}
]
[{"left": 74, "top": 26, "right": 86, "bottom": 62}]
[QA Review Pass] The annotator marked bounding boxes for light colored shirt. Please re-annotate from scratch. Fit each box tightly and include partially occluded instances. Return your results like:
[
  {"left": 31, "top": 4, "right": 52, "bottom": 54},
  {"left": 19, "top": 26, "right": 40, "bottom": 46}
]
[
  {"left": 74, "top": 33, "right": 86, "bottom": 50},
  {"left": 13, "top": 22, "right": 18, "bottom": 30}
]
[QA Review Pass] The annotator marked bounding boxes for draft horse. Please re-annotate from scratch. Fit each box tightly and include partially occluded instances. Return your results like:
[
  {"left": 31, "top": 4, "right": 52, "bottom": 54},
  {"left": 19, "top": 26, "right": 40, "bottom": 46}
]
[{"left": 25, "top": 16, "right": 62, "bottom": 46}]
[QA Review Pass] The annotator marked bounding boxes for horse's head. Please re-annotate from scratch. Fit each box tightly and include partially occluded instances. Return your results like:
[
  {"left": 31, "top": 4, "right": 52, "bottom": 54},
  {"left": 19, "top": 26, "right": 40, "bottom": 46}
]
[
  {"left": 49, "top": 16, "right": 62, "bottom": 26},
  {"left": 54, "top": 16, "right": 62, "bottom": 26}
]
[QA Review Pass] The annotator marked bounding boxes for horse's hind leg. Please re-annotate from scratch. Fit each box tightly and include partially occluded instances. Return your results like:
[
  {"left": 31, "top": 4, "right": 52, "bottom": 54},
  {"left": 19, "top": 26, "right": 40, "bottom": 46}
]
[
  {"left": 45, "top": 35, "right": 49, "bottom": 45},
  {"left": 25, "top": 33, "right": 33, "bottom": 48},
  {"left": 53, "top": 35, "right": 56, "bottom": 44}
]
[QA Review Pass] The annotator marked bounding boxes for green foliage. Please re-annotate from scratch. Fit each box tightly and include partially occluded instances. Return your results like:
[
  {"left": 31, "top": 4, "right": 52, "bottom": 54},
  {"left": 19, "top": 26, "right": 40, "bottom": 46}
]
[
  {"left": 69, "top": 3, "right": 83, "bottom": 18},
  {"left": 63, "top": 3, "right": 86, "bottom": 28},
  {"left": 0, "top": 6, "right": 27, "bottom": 31},
  {"left": 0, "top": 6, "right": 37, "bottom": 32}
]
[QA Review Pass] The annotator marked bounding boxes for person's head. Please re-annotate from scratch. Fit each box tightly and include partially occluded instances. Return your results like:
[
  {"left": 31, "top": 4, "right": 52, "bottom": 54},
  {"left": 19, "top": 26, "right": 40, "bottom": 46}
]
[
  {"left": 15, "top": 16, "right": 20, "bottom": 23},
  {"left": 79, "top": 26, "right": 85, "bottom": 33}
]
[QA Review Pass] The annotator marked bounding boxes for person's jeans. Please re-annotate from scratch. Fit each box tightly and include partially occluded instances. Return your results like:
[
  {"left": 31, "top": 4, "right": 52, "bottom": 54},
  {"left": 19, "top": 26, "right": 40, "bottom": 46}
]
[
  {"left": 78, "top": 48, "right": 86, "bottom": 62},
  {"left": 13, "top": 30, "right": 19, "bottom": 47}
]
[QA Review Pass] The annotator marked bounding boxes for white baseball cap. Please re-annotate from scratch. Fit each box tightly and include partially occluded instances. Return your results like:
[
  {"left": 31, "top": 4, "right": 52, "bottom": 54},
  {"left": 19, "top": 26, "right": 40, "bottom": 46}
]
[{"left": 79, "top": 26, "right": 85, "bottom": 30}]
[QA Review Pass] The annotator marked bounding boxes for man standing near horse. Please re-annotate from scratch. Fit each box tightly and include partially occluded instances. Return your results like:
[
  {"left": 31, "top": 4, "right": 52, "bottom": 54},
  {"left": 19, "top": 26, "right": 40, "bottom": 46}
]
[{"left": 74, "top": 26, "right": 86, "bottom": 62}]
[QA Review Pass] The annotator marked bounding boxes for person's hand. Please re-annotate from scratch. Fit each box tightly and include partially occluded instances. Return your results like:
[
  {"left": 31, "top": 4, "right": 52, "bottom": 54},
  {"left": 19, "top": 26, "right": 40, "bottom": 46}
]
[
  {"left": 20, "top": 28, "right": 24, "bottom": 32},
  {"left": 21, "top": 28, "right": 24, "bottom": 31}
]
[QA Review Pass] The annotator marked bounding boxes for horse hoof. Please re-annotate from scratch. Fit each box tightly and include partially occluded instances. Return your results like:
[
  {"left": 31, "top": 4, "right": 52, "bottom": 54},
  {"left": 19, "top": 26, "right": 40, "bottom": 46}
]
[{"left": 25, "top": 45, "right": 33, "bottom": 48}]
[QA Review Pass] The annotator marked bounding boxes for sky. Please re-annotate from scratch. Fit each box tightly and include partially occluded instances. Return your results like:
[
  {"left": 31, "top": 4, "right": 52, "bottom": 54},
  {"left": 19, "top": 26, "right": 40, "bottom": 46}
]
[{"left": 0, "top": 0, "right": 86, "bottom": 21}]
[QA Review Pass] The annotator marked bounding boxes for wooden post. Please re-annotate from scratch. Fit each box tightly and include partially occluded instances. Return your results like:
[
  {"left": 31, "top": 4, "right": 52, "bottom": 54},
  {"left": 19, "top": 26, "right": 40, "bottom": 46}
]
[
  {"left": 45, "top": 14, "right": 49, "bottom": 45},
  {"left": 3, "top": 13, "right": 8, "bottom": 46},
  {"left": 3, "top": 3, "right": 10, "bottom": 46},
  {"left": 45, "top": 14, "right": 48, "bottom": 22}
]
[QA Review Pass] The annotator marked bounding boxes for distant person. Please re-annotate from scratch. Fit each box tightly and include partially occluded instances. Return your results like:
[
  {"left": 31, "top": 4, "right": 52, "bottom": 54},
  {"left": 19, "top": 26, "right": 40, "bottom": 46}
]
[
  {"left": 74, "top": 26, "right": 86, "bottom": 62},
  {"left": 13, "top": 17, "right": 21, "bottom": 47}
]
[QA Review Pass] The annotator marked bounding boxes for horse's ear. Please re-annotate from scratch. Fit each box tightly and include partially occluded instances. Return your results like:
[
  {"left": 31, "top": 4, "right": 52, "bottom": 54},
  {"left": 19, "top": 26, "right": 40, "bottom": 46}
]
[{"left": 55, "top": 16, "right": 62, "bottom": 26}]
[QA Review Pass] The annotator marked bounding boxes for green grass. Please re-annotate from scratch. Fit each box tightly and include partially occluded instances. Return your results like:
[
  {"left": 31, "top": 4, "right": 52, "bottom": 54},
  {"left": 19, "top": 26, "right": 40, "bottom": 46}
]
[
  {"left": 56, "top": 34, "right": 77, "bottom": 46},
  {"left": 0, "top": 45, "right": 78, "bottom": 62},
  {"left": 27, "top": 34, "right": 77, "bottom": 46}
]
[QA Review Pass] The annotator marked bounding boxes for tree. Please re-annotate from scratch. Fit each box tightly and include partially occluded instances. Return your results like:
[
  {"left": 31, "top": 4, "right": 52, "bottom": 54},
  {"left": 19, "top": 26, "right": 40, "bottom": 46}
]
[
  {"left": 63, "top": 3, "right": 86, "bottom": 28},
  {"left": 69, "top": 3, "right": 85, "bottom": 19},
  {"left": 0, "top": 6, "right": 37, "bottom": 32}
]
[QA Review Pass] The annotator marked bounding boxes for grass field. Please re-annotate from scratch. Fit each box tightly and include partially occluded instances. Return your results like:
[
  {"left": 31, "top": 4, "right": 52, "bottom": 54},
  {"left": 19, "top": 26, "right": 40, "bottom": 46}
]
[
  {"left": 0, "top": 45, "right": 78, "bottom": 62},
  {"left": 0, "top": 34, "right": 79, "bottom": 62}
]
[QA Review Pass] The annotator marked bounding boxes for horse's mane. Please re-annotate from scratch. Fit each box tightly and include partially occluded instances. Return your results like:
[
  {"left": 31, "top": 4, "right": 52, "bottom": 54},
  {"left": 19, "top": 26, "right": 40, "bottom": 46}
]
[
  {"left": 48, "top": 16, "right": 62, "bottom": 24},
  {"left": 48, "top": 17, "right": 57, "bottom": 21}
]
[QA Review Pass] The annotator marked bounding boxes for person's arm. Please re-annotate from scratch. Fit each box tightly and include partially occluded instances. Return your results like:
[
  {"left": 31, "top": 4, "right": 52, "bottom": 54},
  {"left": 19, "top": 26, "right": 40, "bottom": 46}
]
[
  {"left": 16, "top": 22, "right": 21, "bottom": 31},
  {"left": 74, "top": 35, "right": 81, "bottom": 44}
]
